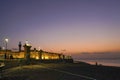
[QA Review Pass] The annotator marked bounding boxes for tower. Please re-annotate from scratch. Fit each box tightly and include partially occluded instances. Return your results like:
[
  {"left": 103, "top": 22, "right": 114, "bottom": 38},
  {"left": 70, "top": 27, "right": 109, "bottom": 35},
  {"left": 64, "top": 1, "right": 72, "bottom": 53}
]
[
  {"left": 18, "top": 42, "right": 22, "bottom": 52},
  {"left": 23, "top": 43, "right": 32, "bottom": 64}
]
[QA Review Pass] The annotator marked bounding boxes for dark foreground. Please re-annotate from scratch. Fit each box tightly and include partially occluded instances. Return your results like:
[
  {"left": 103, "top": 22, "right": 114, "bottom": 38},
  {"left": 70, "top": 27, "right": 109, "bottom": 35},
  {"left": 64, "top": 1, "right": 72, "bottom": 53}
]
[{"left": 0, "top": 60, "right": 120, "bottom": 80}]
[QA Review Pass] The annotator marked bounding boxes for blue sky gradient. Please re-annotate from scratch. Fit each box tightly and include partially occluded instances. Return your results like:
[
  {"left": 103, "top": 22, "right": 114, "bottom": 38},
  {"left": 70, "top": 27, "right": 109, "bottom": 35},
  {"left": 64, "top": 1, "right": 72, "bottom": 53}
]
[{"left": 0, "top": 0, "right": 120, "bottom": 54}]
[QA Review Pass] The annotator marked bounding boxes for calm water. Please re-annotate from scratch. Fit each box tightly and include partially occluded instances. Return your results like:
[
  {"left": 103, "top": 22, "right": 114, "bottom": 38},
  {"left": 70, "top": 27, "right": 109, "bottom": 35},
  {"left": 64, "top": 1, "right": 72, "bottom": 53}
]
[{"left": 78, "top": 59, "right": 120, "bottom": 67}]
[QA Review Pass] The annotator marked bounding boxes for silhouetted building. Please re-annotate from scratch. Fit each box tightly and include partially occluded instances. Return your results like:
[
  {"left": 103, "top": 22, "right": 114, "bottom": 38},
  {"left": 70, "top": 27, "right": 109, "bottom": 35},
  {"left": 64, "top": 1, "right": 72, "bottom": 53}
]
[
  {"left": 18, "top": 42, "right": 22, "bottom": 52},
  {"left": 23, "top": 43, "right": 31, "bottom": 60},
  {"left": 0, "top": 42, "right": 73, "bottom": 63},
  {"left": 0, "top": 46, "right": 1, "bottom": 50}
]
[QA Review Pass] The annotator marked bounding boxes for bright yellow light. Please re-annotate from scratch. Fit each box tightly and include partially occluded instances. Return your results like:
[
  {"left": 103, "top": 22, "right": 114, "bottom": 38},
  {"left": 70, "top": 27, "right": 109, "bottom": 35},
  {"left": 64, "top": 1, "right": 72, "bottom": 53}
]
[
  {"left": 26, "top": 43, "right": 31, "bottom": 46},
  {"left": 25, "top": 40, "right": 31, "bottom": 46},
  {"left": 45, "top": 56, "right": 49, "bottom": 59},
  {"left": 35, "top": 56, "right": 39, "bottom": 60},
  {"left": 42, "top": 56, "right": 44, "bottom": 59}
]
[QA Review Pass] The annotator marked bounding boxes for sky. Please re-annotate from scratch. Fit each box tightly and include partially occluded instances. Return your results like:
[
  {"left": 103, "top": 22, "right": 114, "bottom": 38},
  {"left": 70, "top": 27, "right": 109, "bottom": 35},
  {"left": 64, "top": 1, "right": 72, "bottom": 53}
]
[{"left": 0, "top": 0, "right": 120, "bottom": 54}]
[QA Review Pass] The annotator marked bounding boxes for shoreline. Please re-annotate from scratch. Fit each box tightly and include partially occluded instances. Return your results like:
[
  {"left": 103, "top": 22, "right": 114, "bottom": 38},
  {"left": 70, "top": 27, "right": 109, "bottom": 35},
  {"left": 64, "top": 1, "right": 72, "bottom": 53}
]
[{"left": 74, "top": 59, "right": 120, "bottom": 68}]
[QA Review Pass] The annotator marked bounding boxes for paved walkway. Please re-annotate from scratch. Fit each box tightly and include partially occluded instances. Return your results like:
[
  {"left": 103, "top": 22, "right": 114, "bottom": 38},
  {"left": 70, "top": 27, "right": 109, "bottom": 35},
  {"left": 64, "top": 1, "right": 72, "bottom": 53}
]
[
  {"left": 4, "top": 65, "right": 97, "bottom": 80},
  {"left": 41, "top": 65, "right": 96, "bottom": 80}
]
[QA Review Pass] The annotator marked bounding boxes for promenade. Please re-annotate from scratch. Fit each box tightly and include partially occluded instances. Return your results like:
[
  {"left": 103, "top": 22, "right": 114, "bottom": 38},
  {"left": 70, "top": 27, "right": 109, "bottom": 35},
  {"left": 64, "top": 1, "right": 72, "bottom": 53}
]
[{"left": 1, "top": 62, "right": 120, "bottom": 80}]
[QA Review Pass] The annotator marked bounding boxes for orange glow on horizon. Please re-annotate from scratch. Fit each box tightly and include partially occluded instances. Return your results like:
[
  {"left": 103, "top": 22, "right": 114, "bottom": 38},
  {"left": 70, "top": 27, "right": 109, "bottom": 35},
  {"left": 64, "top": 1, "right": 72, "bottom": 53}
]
[{"left": 41, "top": 41, "right": 120, "bottom": 53}]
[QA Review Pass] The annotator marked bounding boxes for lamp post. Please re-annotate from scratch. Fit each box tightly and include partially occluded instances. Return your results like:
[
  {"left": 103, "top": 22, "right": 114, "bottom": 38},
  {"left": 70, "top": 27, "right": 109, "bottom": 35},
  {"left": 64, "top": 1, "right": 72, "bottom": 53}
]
[{"left": 5, "top": 38, "right": 8, "bottom": 59}]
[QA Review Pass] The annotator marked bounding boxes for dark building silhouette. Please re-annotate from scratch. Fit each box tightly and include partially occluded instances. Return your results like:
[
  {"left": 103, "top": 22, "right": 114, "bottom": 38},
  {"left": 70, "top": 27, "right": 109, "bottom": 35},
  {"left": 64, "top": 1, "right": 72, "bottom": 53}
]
[
  {"left": 0, "top": 42, "right": 73, "bottom": 63},
  {"left": 18, "top": 42, "right": 22, "bottom": 52},
  {"left": 23, "top": 44, "right": 31, "bottom": 61},
  {"left": 0, "top": 46, "right": 1, "bottom": 50}
]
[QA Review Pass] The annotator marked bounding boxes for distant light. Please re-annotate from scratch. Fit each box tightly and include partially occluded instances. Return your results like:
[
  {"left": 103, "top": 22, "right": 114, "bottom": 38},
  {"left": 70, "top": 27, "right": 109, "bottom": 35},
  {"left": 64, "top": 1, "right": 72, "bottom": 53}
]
[
  {"left": 45, "top": 56, "right": 49, "bottom": 59},
  {"left": 38, "top": 46, "right": 41, "bottom": 50},
  {"left": 42, "top": 56, "right": 44, "bottom": 59},
  {"left": 35, "top": 56, "right": 39, "bottom": 60}
]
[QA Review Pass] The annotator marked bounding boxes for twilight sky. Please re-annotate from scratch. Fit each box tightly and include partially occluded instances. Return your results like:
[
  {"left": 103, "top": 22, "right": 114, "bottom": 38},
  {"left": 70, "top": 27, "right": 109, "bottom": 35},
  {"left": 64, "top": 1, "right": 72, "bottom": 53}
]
[{"left": 0, "top": 0, "right": 120, "bottom": 54}]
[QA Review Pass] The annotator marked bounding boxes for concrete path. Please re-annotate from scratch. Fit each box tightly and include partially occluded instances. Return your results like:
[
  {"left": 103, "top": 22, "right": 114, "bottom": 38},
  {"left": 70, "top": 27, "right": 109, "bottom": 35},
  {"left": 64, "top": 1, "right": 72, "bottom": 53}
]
[
  {"left": 4, "top": 65, "right": 97, "bottom": 80},
  {"left": 40, "top": 65, "right": 97, "bottom": 80}
]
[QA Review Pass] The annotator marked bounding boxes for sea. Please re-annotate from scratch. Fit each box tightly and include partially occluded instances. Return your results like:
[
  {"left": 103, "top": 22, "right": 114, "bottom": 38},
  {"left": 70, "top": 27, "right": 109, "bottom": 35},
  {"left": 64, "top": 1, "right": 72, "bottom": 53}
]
[{"left": 77, "top": 59, "right": 120, "bottom": 67}]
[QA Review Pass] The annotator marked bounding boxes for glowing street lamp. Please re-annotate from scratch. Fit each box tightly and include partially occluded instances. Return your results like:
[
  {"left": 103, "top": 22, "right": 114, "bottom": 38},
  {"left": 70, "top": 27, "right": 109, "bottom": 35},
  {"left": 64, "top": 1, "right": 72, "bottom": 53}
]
[
  {"left": 25, "top": 40, "right": 31, "bottom": 46},
  {"left": 5, "top": 38, "right": 8, "bottom": 54},
  {"left": 5, "top": 38, "right": 8, "bottom": 42}
]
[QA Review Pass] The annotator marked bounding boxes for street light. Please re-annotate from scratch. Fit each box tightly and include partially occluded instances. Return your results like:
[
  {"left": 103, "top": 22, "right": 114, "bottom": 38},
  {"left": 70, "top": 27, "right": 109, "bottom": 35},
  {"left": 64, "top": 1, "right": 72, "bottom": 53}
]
[
  {"left": 5, "top": 38, "right": 8, "bottom": 49},
  {"left": 5, "top": 38, "right": 8, "bottom": 58}
]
